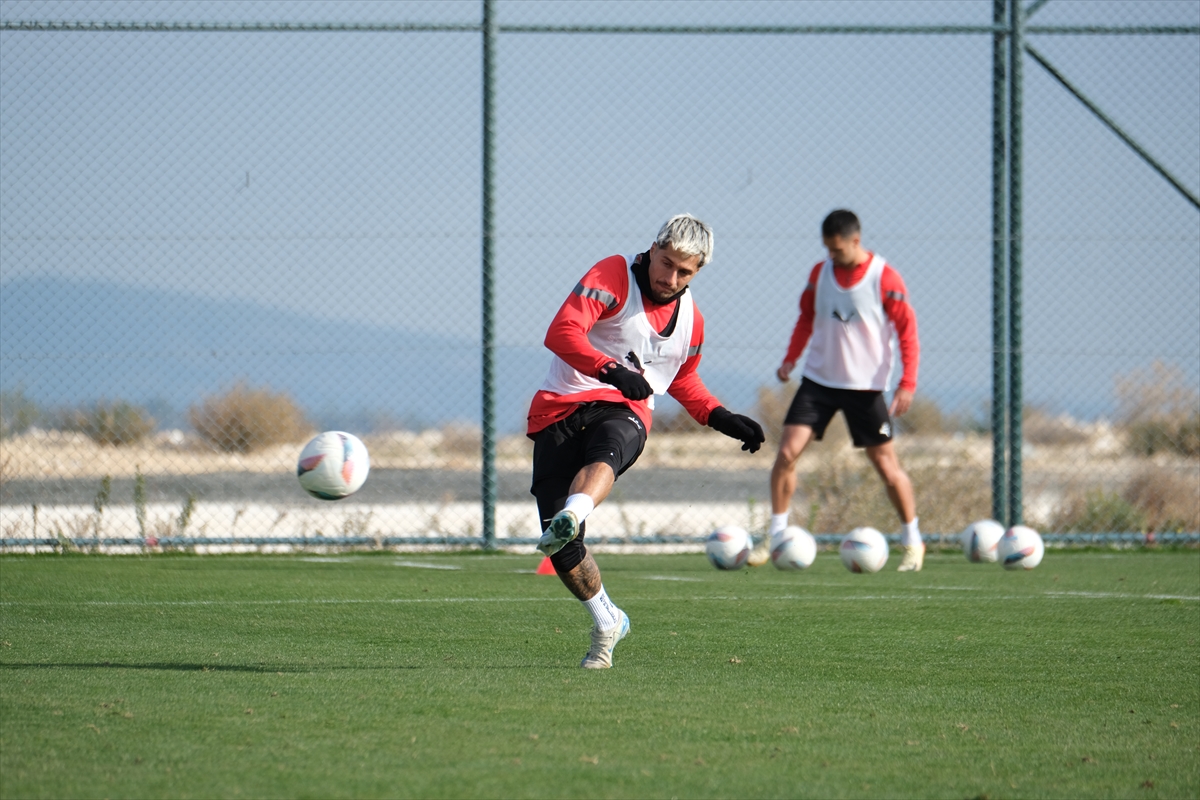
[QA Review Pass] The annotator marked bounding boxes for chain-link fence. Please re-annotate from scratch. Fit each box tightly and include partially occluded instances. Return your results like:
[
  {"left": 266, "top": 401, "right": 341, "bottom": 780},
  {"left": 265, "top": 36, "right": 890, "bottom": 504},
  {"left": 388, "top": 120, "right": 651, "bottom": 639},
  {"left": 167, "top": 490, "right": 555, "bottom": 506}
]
[{"left": 2, "top": 0, "right": 1197, "bottom": 553}]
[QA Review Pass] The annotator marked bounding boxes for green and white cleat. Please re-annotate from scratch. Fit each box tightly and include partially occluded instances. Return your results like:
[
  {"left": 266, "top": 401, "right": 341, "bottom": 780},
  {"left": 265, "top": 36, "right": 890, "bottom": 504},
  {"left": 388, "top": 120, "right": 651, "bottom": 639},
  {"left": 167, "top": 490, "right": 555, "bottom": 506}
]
[
  {"left": 897, "top": 542, "right": 925, "bottom": 572},
  {"left": 537, "top": 509, "right": 580, "bottom": 556},
  {"left": 580, "top": 611, "right": 630, "bottom": 669}
]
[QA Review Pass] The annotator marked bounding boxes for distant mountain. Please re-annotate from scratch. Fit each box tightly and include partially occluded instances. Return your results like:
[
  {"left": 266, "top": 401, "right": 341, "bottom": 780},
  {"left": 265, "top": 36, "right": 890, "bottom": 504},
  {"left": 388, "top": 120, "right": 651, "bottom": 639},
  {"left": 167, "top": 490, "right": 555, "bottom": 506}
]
[{"left": 0, "top": 276, "right": 550, "bottom": 431}]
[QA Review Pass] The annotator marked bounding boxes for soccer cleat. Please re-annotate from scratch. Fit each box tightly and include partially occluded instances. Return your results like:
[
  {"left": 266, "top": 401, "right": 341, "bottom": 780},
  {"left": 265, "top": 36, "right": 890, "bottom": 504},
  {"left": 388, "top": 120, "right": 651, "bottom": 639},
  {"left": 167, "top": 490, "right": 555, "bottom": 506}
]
[
  {"left": 580, "top": 610, "right": 630, "bottom": 669},
  {"left": 897, "top": 542, "right": 925, "bottom": 572},
  {"left": 537, "top": 510, "right": 580, "bottom": 556},
  {"left": 746, "top": 535, "right": 771, "bottom": 567}
]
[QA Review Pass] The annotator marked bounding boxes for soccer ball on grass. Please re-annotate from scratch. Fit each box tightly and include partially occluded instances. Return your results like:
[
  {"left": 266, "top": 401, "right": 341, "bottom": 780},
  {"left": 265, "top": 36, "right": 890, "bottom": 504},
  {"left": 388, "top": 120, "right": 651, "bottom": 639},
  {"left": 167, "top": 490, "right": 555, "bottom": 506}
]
[
  {"left": 706, "top": 525, "right": 751, "bottom": 571},
  {"left": 998, "top": 525, "right": 1044, "bottom": 570},
  {"left": 839, "top": 527, "right": 889, "bottom": 573},
  {"left": 961, "top": 519, "right": 1005, "bottom": 563},
  {"left": 770, "top": 526, "right": 817, "bottom": 570},
  {"left": 297, "top": 431, "right": 370, "bottom": 500}
]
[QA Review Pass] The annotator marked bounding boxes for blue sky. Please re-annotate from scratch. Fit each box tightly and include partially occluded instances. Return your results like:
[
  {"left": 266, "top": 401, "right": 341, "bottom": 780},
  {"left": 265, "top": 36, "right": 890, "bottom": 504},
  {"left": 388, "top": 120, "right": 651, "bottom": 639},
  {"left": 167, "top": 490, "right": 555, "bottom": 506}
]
[{"left": 2, "top": 0, "right": 1197, "bottom": 429}]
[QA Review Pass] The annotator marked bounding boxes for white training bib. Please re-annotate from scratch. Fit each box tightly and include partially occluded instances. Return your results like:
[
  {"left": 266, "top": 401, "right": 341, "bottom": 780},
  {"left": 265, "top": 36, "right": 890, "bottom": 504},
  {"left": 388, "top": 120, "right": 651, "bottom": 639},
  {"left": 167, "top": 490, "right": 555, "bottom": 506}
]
[
  {"left": 540, "top": 255, "right": 695, "bottom": 410},
  {"left": 802, "top": 254, "right": 896, "bottom": 391}
]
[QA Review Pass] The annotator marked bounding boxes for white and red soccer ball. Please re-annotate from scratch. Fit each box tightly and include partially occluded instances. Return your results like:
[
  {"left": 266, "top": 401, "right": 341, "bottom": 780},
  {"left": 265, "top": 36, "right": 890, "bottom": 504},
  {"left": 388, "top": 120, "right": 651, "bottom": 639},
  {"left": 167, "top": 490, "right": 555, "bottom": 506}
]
[
  {"left": 706, "top": 525, "right": 751, "bottom": 570},
  {"left": 962, "top": 519, "right": 1005, "bottom": 563},
  {"left": 840, "top": 527, "right": 889, "bottom": 573},
  {"left": 297, "top": 431, "right": 370, "bottom": 500},
  {"left": 770, "top": 526, "right": 817, "bottom": 571},
  {"left": 999, "top": 525, "right": 1045, "bottom": 570}
]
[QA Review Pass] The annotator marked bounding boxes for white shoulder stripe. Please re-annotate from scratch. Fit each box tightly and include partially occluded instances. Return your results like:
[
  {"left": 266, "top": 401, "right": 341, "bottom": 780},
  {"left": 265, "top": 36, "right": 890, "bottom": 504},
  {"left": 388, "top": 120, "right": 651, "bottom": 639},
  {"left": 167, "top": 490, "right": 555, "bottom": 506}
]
[{"left": 573, "top": 282, "right": 618, "bottom": 310}]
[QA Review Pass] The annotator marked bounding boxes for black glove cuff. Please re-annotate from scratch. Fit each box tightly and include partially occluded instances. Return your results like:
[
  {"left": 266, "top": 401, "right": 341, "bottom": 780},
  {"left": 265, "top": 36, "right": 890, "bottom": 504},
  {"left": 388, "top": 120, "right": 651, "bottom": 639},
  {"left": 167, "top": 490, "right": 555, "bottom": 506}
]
[{"left": 707, "top": 406, "right": 732, "bottom": 428}]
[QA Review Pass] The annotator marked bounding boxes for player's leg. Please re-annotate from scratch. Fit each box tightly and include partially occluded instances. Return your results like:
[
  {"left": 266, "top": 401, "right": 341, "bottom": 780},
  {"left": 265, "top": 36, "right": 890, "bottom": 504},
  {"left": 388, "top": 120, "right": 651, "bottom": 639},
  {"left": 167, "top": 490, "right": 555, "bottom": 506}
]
[
  {"left": 530, "top": 404, "right": 644, "bottom": 667},
  {"left": 849, "top": 388, "right": 922, "bottom": 571},
  {"left": 864, "top": 442, "right": 922, "bottom": 570},
  {"left": 864, "top": 441, "right": 916, "bottom": 524},
  {"left": 537, "top": 461, "right": 614, "bottom": 556},
  {"left": 754, "top": 379, "right": 836, "bottom": 564},
  {"left": 769, "top": 423, "right": 816, "bottom": 528}
]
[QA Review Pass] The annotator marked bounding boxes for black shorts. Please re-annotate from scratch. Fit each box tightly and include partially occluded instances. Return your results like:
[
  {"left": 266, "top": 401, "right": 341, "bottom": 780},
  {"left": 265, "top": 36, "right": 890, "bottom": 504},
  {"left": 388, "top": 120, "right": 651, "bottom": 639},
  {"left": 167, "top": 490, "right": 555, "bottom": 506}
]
[
  {"left": 530, "top": 402, "right": 647, "bottom": 569},
  {"left": 783, "top": 377, "right": 893, "bottom": 448}
]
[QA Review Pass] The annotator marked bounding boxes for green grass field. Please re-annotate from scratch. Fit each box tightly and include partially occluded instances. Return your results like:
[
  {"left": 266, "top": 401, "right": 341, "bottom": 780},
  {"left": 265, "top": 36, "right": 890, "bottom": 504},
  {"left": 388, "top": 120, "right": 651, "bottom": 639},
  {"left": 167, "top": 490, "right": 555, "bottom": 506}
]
[{"left": 1, "top": 550, "right": 1197, "bottom": 799}]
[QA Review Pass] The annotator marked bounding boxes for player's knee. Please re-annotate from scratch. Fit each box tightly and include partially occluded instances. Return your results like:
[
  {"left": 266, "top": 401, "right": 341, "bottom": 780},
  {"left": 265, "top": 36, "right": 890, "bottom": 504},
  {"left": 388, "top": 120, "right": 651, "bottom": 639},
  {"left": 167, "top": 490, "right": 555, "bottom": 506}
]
[
  {"left": 774, "top": 445, "right": 801, "bottom": 470},
  {"left": 549, "top": 537, "right": 586, "bottom": 573}
]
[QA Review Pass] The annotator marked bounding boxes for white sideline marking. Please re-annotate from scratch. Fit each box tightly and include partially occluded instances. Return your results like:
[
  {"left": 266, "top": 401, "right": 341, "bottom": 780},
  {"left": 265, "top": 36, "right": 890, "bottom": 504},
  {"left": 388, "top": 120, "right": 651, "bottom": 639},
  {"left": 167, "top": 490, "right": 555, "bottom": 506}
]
[
  {"left": 299, "top": 557, "right": 362, "bottom": 563},
  {"left": 911, "top": 586, "right": 983, "bottom": 591},
  {"left": 1045, "top": 590, "right": 1199, "bottom": 601},
  {"left": 641, "top": 575, "right": 704, "bottom": 582},
  {"left": 393, "top": 560, "right": 462, "bottom": 570},
  {"left": 3, "top": 590, "right": 1197, "bottom": 608}
]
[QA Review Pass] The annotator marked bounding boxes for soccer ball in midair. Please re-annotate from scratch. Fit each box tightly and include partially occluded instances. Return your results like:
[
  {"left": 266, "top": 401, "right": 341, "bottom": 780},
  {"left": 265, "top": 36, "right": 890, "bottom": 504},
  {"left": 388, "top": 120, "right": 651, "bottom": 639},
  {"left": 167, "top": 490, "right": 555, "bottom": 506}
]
[
  {"left": 297, "top": 431, "right": 370, "bottom": 500},
  {"left": 770, "top": 526, "right": 817, "bottom": 570},
  {"left": 998, "top": 525, "right": 1044, "bottom": 570},
  {"left": 706, "top": 525, "right": 751, "bottom": 570},
  {"left": 839, "top": 527, "right": 889, "bottom": 573},
  {"left": 961, "top": 519, "right": 1005, "bottom": 563}
]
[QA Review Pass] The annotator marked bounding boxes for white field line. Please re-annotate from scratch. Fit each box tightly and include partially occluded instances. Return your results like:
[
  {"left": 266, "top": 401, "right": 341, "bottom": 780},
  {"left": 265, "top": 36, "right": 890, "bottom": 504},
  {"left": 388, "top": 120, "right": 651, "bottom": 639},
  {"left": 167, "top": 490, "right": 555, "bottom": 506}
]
[
  {"left": 392, "top": 560, "right": 462, "bottom": 570},
  {"left": 1044, "top": 590, "right": 1199, "bottom": 601},
  {"left": 2, "top": 591, "right": 1196, "bottom": 607}
]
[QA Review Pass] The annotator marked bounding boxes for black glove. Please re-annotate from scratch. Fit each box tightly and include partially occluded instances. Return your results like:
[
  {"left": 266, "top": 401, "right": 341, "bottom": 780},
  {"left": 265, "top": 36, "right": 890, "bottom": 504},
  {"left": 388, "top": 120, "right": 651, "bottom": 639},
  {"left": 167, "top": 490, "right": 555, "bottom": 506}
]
[
  {"left": 596, "top": 361, "right": 653, "bottom": 401},
  {"left": 708, "top": 406, "right": 766, "bottom": 453}
]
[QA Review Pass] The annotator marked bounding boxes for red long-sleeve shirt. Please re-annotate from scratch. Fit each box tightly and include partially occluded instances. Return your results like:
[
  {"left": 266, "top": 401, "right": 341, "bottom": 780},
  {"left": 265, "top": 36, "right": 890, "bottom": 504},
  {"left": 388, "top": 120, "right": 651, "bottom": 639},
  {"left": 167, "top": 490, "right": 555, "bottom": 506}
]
[
  {"left": 527, "top": 255, "right": 722, "bottom": 436},
  {"left": 783, "top": 255, "right": 920, "bottom": 392}
]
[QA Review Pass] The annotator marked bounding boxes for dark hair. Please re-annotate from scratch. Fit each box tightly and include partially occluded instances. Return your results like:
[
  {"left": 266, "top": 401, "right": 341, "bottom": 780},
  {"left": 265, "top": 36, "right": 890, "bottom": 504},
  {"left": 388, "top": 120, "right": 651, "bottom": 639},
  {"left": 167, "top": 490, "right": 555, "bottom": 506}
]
[{"left": 821, "top": 209, "right": 861, "bottom": 239}]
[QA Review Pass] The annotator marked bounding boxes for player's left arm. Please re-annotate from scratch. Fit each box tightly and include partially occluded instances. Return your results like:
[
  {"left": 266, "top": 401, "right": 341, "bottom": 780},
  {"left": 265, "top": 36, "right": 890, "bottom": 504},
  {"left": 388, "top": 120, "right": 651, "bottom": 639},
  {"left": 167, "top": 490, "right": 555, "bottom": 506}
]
[
  {"left": 882, "top": 265, "right": 919, "bottom": 417},
  {"left": 668, "top": 309, "right": 765, "bottom": 453}
]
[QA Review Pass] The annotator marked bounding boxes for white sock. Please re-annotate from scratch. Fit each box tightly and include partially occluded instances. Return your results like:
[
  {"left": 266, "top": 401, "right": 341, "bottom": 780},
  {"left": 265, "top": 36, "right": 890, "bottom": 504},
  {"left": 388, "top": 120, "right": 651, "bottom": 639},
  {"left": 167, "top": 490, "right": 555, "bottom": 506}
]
[
  {"left": 769, "top": 512, "right": 790, "bottom": 536},
  {"left": 582, "top": 586, "right": 620, "bottom": 630},
  {"left": 562, "top": 493, "right": 595, "bottom": 524},
  {"left": 901, "top": 517, "right": 922, "bottom": 547}
]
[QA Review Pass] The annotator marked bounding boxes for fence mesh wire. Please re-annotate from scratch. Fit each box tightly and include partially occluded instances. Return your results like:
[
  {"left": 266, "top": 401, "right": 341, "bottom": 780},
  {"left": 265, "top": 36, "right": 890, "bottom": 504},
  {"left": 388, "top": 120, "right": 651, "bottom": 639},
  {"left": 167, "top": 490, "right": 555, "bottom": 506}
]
[{"left": 1, "top": 0, "right": 1197, "bottom": 551}]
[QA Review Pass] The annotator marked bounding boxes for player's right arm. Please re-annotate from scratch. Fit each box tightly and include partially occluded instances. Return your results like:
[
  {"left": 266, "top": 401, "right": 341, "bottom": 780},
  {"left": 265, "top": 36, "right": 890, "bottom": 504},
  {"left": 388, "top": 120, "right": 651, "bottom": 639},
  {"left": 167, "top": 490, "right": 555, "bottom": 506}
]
[
  {"left": 777, "top": 263, "right": 822, "bottom": 381},
  {"left": 543, "top": 255, "right": 629, "bottom": 376}
]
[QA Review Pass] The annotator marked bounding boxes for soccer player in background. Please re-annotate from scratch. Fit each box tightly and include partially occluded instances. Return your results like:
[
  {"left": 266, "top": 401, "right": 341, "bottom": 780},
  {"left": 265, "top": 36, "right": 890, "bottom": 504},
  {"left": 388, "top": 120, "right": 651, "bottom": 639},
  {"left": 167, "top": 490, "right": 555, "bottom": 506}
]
[
  {"left": 528, "top": 213, "right": 765, "bottom": 668},
  {"left": 764, "top": 209, "right": 924, "bottom": 571}
]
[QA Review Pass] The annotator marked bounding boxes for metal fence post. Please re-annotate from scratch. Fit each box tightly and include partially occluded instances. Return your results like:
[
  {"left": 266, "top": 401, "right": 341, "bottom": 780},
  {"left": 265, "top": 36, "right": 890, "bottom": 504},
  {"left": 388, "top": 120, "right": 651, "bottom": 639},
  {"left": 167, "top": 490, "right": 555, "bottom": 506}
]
[
  {"left": 1007, "top": 0, "right": 1024, "bottom": 527},
  {"left": 480, "top": 0, "right": 498, "bottom": 548},
  {"left": 991, "top": 0, "right": 1010, "bottom": 527}
]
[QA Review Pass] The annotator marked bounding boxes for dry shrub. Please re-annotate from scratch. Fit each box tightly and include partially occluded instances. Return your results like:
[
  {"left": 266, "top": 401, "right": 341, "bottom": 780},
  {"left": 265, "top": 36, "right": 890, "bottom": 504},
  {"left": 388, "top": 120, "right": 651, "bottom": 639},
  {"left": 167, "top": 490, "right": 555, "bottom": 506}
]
[
  {"left": 0, "top": 388, "right": 41, "bottom": 438},
  {"left": 797, "top": 458, "right": 990, "bottom": 535},
  {"left": 60, "top": 400, "right": 156, "bottom": 446},
  {"left": 1116, "top": 361, "right": 1200, "bottom": 457},
  {"left": 437, "top": 424, "right": 482, "bottom": 457},
  {"left": 653, "top": 406, "right": 703, "bottom": 433},
  {"left": 1052, "top": 488, "right": 1146, "bottom": 533},
  {"left": 1123, "top": 465, "right": 1199, "bottom": 533},
  {"left": 895, "top": 397, "right": 945, "bottom": 435},
  {"left": 1022, "top": 406, "right": 1089, "bottom": 446},
  {"left": 756, "top": 381, "right": 797, "bottom": 446},
  {"left": 189, "top": 383, "right": 310, "bottom": 453}
]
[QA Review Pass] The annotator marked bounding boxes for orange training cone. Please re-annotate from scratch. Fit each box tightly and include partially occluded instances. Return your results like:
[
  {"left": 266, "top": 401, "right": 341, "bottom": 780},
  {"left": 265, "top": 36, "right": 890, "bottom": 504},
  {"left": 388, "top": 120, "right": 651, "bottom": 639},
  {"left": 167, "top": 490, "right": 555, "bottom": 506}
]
[{"left": 536, "top": 556, "right": 557, "bottom": 575}]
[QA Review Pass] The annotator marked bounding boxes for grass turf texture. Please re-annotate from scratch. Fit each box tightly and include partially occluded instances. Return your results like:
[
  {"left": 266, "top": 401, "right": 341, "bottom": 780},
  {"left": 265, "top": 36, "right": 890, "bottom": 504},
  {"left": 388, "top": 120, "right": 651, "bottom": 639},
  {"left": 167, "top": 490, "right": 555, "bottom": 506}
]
[{"left": 1, "top": 552, "right": 1197, "bottom": 799}]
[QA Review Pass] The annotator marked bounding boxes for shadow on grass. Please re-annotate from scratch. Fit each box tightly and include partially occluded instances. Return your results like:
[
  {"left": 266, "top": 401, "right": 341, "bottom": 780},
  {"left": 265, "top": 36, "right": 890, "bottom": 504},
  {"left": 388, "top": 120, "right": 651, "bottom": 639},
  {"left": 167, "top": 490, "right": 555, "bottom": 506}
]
[{"left": 0, "top": 662, "right": 417, "bottom": 673}]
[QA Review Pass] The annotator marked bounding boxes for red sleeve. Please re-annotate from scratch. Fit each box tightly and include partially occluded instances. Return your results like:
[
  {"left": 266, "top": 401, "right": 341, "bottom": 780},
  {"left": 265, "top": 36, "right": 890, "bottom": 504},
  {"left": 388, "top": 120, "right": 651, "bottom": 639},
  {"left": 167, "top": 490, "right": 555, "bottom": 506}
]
[
  {"left": 783, "top": 263, "right": 823, "bottom": 364},
  {"left": 543, "top": 255, "right": 629, "bottom": 377},
  {"left": 667, "top": 305, "right": 722, "bottom": 424},
  {"left": 881, "top": 265, "right": 919, "bottom": 392}
]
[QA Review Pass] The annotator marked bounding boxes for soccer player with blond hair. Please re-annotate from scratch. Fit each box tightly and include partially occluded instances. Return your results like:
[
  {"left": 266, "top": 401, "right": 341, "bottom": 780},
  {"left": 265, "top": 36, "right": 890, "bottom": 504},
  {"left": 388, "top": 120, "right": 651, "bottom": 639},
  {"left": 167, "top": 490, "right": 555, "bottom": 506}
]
[{"left": 528, "top": 213, "right": 765, "bottom": 668}]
